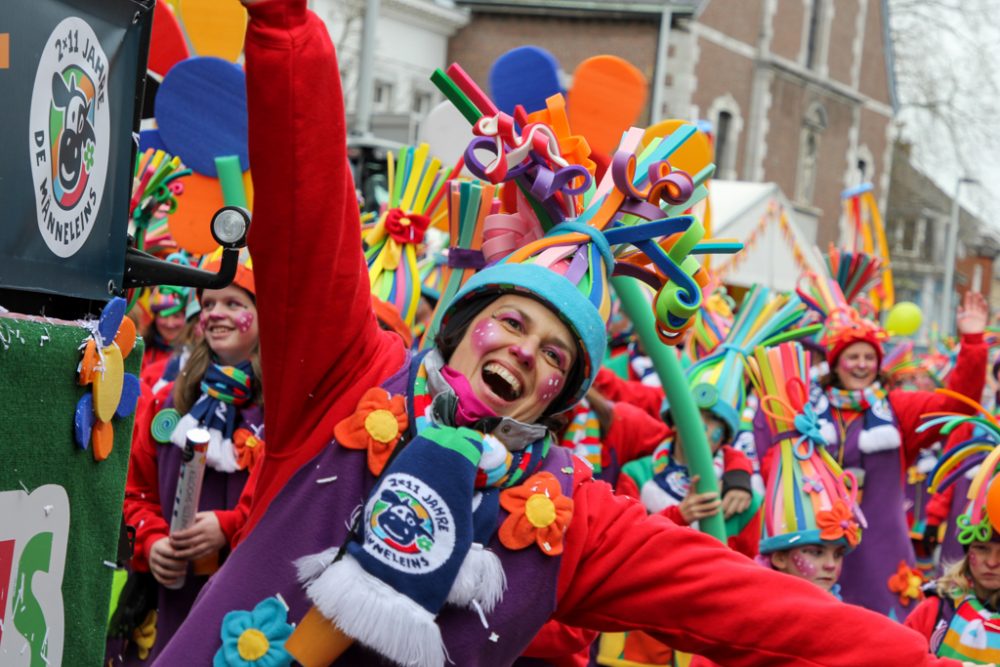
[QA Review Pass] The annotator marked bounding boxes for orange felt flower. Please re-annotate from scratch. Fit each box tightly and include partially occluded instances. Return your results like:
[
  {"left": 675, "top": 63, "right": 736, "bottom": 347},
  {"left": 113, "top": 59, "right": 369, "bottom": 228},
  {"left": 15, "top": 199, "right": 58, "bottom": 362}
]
[
  {"left": 233, "top": 428, "right": 264, "bottom": 471},
  {"left": 887, "top": 561, "right": 925, "bottom": 607},
  {"left": 815, "top": 500, "right": 860, "bottom": 547},
  {"left": 334, "top": 387, "right": 408, "bottom": 476},
  {"left": 499, "top": 472, "right": 573, "bottom": 556}
]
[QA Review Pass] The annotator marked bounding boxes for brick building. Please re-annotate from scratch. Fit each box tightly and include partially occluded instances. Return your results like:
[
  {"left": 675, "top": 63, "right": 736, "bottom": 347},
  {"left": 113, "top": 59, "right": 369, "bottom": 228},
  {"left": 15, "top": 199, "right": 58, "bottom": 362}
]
[
  {"left": 449, "top": 0, "right": 898, "bottom": 246},
  {"left": 884, "top": 140, "right": 1000, "bottom": 341}
]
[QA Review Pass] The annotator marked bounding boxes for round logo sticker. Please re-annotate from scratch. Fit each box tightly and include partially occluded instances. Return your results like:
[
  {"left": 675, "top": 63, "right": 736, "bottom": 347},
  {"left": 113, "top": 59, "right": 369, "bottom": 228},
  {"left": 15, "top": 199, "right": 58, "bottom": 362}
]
[
  {"left": 29, "top": 17, "right": 110, "bottom": 258},
  {"left": 364, "top": 473, "right": 455, "bottom": 574}
]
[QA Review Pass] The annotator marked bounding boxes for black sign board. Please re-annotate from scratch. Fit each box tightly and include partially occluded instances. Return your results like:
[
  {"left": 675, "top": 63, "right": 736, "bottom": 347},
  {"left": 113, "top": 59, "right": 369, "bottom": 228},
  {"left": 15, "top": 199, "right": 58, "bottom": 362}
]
[{"left": 0, "top": 0, "right": 152, "bottom": 301}]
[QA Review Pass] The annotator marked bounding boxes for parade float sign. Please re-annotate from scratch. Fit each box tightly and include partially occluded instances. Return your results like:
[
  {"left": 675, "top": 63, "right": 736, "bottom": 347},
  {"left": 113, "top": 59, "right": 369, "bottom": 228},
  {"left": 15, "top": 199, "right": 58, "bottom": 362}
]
[{"left": 1, "top": 0, "right": 152, "bottom": 300}]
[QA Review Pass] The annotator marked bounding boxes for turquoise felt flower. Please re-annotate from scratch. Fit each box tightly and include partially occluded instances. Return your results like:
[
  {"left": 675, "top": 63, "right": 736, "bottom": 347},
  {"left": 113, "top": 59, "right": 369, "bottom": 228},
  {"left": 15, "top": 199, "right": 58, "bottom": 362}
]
[{"left": 213, "top": 597, "right": 293, "bottom": 667}]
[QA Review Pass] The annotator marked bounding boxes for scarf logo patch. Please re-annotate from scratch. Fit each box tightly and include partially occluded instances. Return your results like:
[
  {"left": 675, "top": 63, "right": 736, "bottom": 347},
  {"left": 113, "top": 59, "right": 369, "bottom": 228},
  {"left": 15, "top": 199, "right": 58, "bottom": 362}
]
[{"left": 364, "top": 473, "right": 455, "bottom": 574}]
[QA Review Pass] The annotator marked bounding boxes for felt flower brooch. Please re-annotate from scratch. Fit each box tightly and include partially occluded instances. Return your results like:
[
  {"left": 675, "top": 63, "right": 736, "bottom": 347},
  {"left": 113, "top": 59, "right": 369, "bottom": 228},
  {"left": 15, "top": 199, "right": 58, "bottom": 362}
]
[
  {"left": 213, "top": 597, "right": 293, "bottom": 667},
  {"left": 887, "top": 561, "right": 925, "bottom": 607},
  {"left": 74, "top": 297, "right": 141, "bottom": 461},
  {"left": 335, "top": 387, "right": 408, "bottom": 476},
  {"left": 499, "top": 472, "right": 573, "bottom": 556},
  {"left": 233, "top": 428, "right": 264, "bottom": 471},
  {"left": 384, "top": 208, "right": 431, "bottom": 245},
  {"left": 815, "top": 500, "right": 860, "bottom": 547}
]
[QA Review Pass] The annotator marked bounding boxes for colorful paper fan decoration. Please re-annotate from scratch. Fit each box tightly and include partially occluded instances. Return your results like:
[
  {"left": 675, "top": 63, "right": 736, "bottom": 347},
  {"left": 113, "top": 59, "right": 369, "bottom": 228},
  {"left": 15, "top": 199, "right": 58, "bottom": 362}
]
[
  {"left": 364, "top": 144, "right": 451, "bottom": 327},
  {"left": 682, "top": 288, "right": 734, "bottom": 364},
  {"left": 74, "top": 298, "right": 142, "bottom": 462},
  {"left": 130, "top": 147, "right": 191, "bottom": 253},
  {"left": 797, "top": 260, "right": 888, "bottom": 363},
  {"left": 841, "top": 182, "right": 893, "bottom": 313},
  {"left": 824, "top": 245, "right": 883, "bottom": 319},
  {"left": 882, "top": 340, "right": 923, "bottom": 387},
  {"left": 923, "top": 391, "right": 1000, "bottom": 542},
  {"left": 746, "top": 341, "right": 865, "bottom": 553},
  {"left": 680, "top": 286, "right": 819, "bottom": 437},
  {"left": 428, "top": 63, "right": 743, "bottom": 346}
]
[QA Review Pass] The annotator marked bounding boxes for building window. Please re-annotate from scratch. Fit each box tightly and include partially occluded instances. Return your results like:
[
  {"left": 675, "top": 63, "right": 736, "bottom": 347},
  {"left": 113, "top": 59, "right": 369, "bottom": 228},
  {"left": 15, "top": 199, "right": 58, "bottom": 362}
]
[
  {"left": 373, "top": 80, "right": 394, "bottom": 112},
  {"left": 805, "top": 0, "right": 826, "bottom": 70},
  {"left": 706, "top": 95, "right": 743, "bottom": 180},
  {"left": 795, "top": 103, "right": 827, "bottom": 205},
  {"left": 411, "top": 89, "right": 433, "bottom": 116},
  {"left": 893, "top": 217, "right": 930, "bottom": 259}
]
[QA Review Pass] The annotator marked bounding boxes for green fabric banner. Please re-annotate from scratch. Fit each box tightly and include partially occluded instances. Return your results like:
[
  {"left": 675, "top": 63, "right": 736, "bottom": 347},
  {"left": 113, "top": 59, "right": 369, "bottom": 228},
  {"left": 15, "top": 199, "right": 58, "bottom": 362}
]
[{"left": 0, "top": 315, "right": 140, "bottom": 666}]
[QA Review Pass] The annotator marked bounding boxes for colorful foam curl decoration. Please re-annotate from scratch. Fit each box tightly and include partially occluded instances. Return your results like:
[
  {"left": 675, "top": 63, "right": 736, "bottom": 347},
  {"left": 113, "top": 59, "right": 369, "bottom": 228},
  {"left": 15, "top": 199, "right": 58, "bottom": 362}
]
[
  {"left": 746, "top": 341, "right": 866, "bottom": 553},
  {"left": 364, "top": 143, "right": 450, "bottom": 327},
  {"left": 677, "top": 285, "right": 819, "bottom": 438},
  {"left": 430, "top": 62, "right": 743, "bottom": 346},
  {"left": 841, "top": 182, "right": 894, "bottom": 313},
  {"left": 922, "top": 391, "right": 1000, "bottom": 542}
]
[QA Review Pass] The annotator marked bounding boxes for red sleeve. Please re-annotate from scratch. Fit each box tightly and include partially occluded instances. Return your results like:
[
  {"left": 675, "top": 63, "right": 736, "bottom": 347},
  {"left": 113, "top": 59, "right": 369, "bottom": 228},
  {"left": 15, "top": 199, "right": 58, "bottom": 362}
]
[
  {"left": 659, "top": 504, "right": 689, "bottom": 526},
  {"left": 726, "top": 507, "right": 761, "bottom": 559},
  {"left": 593, "top": 367, "right": 665, "bottom": 420},
  {"left": 521, "top": 620, "right": 596, "bottom": 667},
  {"left": 553, "top": 459, "right": 962, "bottom": 667},
  {"left": 604, "top": 401, "right": 670, "bottom": 465},
  {"left": 242, "top": 0, "right": 406, "bottom": 531},
  {"left": 214, "top": 458, "right": 260, "bottom": 547},
  {"left": 889, "top": 332, "right": 986, "bottom": 466},
  {"left": 139, "top": 356, "right": 168, "bottom": 391},
  {"left": 903, "top": 597, "right": 941, "bottom": 645},
  {"left": 721, "top": 446, "right": 753, "bottom": 475},
  {"left": 615, "top": 471, "right": 640, "bottom": 499},
  {"left": 123, "top": 387, "right": 172, "bottom": 571},
  {"left": 688, "top": 655, "right": 723, "bottom": 667}
]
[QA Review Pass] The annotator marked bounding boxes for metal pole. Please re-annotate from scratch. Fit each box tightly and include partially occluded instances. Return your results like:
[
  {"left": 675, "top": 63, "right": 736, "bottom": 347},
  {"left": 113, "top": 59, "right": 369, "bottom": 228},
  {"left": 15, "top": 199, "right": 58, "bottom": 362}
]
[
  {"left": 941, "top": 177, "right": 977, "bottom": 336},
  {"left": 353, "top": 0, "right": 380, "bottom": 137}
]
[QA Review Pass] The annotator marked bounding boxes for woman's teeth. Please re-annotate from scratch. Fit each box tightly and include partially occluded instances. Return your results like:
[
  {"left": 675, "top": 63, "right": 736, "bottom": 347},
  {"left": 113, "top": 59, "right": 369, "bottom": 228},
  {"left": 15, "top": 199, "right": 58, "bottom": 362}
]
[{"left": 483, "top": 362, "right": 523, "bottom": 399}]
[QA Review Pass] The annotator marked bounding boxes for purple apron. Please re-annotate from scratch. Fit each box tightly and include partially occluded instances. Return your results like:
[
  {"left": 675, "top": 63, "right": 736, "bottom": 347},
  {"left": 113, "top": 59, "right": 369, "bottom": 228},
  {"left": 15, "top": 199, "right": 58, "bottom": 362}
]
[{"left": 154, "top": 359, "right": 572, "bottom": 665}]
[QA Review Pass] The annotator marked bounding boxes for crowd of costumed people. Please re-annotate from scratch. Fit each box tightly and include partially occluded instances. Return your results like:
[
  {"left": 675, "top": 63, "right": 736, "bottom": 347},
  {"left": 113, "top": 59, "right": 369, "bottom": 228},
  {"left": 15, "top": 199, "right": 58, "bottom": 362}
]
[{"left": 101, "top": 1, "right": 1000, "bottom": 666}]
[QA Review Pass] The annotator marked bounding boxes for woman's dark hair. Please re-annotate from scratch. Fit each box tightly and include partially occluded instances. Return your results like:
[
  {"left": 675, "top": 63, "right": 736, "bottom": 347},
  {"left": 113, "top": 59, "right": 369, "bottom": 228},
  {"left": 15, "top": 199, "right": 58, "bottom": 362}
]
[{"left": 435, "top": 290, "right": 587, "bottom": 422}]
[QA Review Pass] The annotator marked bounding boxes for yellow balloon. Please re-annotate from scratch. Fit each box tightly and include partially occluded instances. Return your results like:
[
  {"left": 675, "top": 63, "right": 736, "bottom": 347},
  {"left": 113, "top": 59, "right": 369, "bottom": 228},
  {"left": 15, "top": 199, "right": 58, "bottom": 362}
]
[
  {"left": 885, "top": 301, "right": 922, "bottom": 337},
  {"left": 178, "top": 0, "right": 247, "bottom": 62}
]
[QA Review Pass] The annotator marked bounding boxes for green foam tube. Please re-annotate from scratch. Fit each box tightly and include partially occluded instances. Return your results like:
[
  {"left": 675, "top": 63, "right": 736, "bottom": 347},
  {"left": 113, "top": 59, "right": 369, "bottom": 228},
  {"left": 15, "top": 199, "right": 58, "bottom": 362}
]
[{"left": 611, "top": 275, "right": 726, "bottom": 542}]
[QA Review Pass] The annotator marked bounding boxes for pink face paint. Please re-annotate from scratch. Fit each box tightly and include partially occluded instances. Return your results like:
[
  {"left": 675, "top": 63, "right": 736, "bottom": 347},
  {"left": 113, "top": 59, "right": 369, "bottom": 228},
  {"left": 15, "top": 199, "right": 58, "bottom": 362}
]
[
  {"left": 235, "top": 311, "right": 254, "bottom": 333},
  {"left": 790, "top": 551, "right": 818, "bottom": 578},
  {"left": 471, "top": 318, "right": 504, "bottom": 356},
  {"left": 537, "top": 373, "right": 563, "bottom": 403},
  {"left": 970, "top": 550, "right": 979, "bottom": 569}
]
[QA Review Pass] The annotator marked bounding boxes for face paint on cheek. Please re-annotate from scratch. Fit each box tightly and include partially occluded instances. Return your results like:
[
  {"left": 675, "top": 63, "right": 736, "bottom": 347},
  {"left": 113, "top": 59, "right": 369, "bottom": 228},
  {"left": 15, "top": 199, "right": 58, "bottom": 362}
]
[
  {"left": 471, "top": 319, "right": 503, "bottom": 356},
  {"left": 790, "top": 552, "right": 818, "bottom": 578},
  {"left": 537, "top": 374, "right": 563, "bottom": 403},
  {"left": 235, "top": 311, "right": 255, "bottom": 333}
]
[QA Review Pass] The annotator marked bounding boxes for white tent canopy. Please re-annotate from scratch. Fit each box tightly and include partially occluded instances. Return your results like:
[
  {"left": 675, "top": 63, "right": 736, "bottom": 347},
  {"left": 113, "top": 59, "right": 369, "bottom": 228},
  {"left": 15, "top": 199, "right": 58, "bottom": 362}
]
[{"left": 708, "top": 180, "right": 826, "bottom": 292}]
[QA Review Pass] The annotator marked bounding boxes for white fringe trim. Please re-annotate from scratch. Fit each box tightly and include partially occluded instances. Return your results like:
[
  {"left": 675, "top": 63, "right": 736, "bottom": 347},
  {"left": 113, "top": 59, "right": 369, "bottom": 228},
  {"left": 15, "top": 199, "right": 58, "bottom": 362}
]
[
  {"left": 858, "top": 424, "right": 902, "bottom": 454},
  {"left": 294, "top": 546, "right": 341, "bottom": 583},
  {"left": 169, "top": 414, "right": 239, "bottom": 472},
  {"left": 445, "top": 543, "right": 507, "bottom": 612},
  {"left": 304, "top": 553, "right": 447, "bottom": 667}
]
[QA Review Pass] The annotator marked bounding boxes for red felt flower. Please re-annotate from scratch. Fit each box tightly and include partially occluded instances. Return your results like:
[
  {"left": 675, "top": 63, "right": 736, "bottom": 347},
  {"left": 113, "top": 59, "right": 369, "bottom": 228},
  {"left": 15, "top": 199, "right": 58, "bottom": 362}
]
[
  {"left": 233, "top": 428, "right": 264, "bottom": 471},
  {"left": 334, "top": 387, "right": 408, "bottom": 476},
  {"left": 815, "top": 500, "right": 860, "bottom": 547},
  {"left": 384, "top": 208, "right": 431, "bottom": 244},
  {"left": 887, "top": 561, "right": 925, "bottom": 607},
  {"left": 499, "top": 472, "right": 573, "bottom": 556}
]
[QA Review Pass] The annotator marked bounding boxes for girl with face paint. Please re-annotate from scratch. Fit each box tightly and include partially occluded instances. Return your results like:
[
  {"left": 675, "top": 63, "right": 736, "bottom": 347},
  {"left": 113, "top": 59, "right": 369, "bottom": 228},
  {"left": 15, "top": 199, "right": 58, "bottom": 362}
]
[{"left": 120, "top": 255, "right": 263, "bottom": 663}]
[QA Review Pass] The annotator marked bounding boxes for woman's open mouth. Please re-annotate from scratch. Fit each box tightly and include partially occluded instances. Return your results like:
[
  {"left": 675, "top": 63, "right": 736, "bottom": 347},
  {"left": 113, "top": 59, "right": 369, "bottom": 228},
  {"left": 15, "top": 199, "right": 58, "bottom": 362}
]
[{"left": 482, "top": 362, "right": 523, "bottom": 402}]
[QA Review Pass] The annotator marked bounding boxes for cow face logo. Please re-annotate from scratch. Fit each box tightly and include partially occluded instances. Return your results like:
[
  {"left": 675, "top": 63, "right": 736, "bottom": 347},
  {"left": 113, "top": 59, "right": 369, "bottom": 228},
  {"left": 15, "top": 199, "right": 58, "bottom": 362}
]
[
  {"left": 363, "top": 473, "right": 455, "bottom": 574},
  {"left": 29, "top": 17, "right": 110, "bottom": 258}
]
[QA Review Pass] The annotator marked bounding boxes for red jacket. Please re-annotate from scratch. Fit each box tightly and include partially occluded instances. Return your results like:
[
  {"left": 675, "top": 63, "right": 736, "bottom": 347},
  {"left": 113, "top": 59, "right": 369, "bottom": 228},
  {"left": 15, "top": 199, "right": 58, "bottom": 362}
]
[
  {"left": 236, "top": 3, "right": 967, "bottom": 665},
  {"left": 904, "top": 595, "right": 942, "bottom": 644}
]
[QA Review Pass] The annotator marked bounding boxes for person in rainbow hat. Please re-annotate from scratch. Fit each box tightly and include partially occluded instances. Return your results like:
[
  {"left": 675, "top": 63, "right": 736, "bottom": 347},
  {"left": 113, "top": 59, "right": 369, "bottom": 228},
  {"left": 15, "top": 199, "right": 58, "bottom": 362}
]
[
  {"left": 153, "top": 2, "right": 982, "bottom": 666},
  {"left": 788, "top": 259, "right": 989, "bottom": 620},
  {"left": 907, "top": 399, "right": 1000, "bottom": 664}
]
